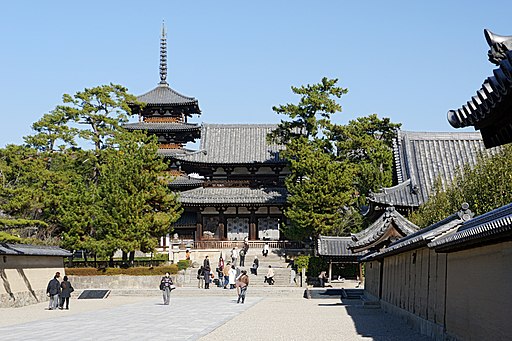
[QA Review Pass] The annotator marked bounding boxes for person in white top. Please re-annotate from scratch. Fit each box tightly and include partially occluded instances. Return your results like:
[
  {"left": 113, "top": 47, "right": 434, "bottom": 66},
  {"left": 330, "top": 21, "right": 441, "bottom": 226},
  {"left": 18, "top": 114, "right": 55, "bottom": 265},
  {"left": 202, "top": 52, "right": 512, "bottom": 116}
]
[
  {"left": 228, "top": 264, "right": 237, "bottom": 289},
  {"left": 265, "top": 265, "right": 275, "bottom": 285}
]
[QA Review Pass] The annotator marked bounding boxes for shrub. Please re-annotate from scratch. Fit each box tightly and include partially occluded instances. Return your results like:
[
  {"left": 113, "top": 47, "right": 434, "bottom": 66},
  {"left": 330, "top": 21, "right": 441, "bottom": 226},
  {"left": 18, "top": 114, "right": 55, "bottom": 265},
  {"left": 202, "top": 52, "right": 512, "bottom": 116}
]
[
  {"left": 66, "top": 264, "right": 179, "bottom": 276},
  {"left": 177, "top": 259, "right": 191, "bottom": 270}
]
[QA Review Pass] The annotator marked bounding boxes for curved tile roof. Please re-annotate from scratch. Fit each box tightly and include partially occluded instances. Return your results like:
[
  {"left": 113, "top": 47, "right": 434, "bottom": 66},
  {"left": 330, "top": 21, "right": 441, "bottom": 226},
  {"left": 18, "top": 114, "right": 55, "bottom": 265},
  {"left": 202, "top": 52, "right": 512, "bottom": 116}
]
[
  {"left": 317, "top": 236, "right": 364, "bottom": 257},
  {"left": 175, "top": 124, "right": 286, "bottom": 164},
  {"left": 137, "top": 83, "right": 198, "bottom": 107},
  {"left": 168, "top": 175, "right": 204, "bottom": 188},
  {"left": 430, "top": 202, "right": 512, "bottom": 252},
  {"left": 447, "top": 50, "right": 512, "bottom": 147},
  {"left": 123, "top": 122, "right": 200, "bottom": 133},
  {"left": 178, "top": 187, "right": 287, "bottom": 206},
  {"left": 0, "top": 243, "right": 71, "bottom": 257},
  {"left": 349, "top": 207, "right": 419, "bottom": 252},
  {"left": 370, "top": 130, "right": 495, "bottom": 208}
]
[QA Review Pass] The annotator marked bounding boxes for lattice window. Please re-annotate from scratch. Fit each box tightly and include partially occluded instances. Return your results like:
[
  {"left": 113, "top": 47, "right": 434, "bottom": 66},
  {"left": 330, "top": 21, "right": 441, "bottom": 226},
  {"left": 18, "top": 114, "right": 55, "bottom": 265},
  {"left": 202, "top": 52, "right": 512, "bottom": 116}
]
[
  {"left": 226, "top": 217, "right": 249, "bottom": 241},
  {"left": 257, "top": 217, "right": 280, "bottom": 240}
]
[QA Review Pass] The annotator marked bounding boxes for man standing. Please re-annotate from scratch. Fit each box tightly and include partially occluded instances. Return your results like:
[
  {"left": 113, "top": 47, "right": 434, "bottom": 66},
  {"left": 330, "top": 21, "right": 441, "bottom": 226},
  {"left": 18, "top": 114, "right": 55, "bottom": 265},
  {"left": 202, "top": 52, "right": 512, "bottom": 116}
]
[
  {"left": 239, "top": 247, "right": 246, "bottom": 267},
  {"left": 251, "top": 256, "right": 259, "bottom": 275},
  {"left": 160, "top": 272, "right": 174, "bottom": 305},
  {"left": 237, "top": 270, "right": 250, "bottom": 304},
  {"left": 203, "top": 255, "right": 211, "bottom": 289},
  {"left": 46, "top": 272, "right": 61, "bottom": 310}
]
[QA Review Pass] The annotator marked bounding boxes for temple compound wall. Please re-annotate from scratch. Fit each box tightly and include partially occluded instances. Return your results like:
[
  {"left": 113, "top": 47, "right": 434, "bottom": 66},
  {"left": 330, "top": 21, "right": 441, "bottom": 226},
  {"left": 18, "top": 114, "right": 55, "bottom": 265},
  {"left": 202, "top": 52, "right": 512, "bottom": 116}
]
[{"left": 0, "top": 254, "right": 66, "bottom": 308}]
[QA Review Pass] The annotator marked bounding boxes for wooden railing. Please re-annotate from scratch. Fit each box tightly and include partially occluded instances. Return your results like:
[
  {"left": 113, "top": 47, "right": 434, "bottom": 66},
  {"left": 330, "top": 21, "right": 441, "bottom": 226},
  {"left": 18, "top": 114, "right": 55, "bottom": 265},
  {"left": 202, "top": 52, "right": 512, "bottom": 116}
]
[{"left": 192, "top": 240, "right": 304, "bottom": 250}]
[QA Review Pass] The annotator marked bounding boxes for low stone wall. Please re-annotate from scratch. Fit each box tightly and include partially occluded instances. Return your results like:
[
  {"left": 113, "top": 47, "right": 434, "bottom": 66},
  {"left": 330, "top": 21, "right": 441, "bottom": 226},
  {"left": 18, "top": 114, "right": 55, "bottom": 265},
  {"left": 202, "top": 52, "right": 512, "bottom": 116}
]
[{"left": 70, "top": 270, "right": 195, "bottom": 291}]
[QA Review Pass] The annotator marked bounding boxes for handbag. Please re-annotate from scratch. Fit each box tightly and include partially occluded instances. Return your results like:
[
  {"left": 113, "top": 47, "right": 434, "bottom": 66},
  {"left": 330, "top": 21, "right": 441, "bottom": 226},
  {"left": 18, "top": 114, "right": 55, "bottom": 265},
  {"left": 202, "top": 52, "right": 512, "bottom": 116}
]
[{"left": 170, "top": 284, "right": 176, "bottom": 291}]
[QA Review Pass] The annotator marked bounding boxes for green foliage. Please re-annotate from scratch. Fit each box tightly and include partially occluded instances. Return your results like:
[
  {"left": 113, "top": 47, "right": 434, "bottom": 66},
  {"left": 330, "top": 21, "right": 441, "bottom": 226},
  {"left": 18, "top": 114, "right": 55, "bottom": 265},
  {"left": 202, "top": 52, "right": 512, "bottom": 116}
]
[
  {"left": 0, "top": 84, "right": 181, "bottom": 261},
  {"left": 0, "top": 231, "right": 23, "bottom": 243},
  {"left": 65, "top": 264, "right": 179, "bottom": 276},
  {"left": 306, "top": 257, "right": 328, "bottom": 277},
  {"left": 177, "top": 259, "right": 192, "bottom": 270},
  {"left": 410, "top": 145, "right": 512, "bottom": 227},
  {"left": 329, "top": 114, "right": 400, "bottom": 204},
  {"left": 294, "top": 255, "right": 310, "bottom": 273},
  {"left": 0, "top": 218, "right": 48, "bottom": 228},
  {"left": 269, "top": 78, "right": 398, "bottom": 240}
]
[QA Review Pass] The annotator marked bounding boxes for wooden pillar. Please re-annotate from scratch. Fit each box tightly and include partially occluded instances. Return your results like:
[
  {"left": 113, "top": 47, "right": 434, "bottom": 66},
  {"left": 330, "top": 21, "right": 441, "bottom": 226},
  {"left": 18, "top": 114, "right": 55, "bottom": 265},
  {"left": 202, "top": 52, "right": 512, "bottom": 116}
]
[
  {"left": 328, "top": 261, "right": 333, "bottom": 281},
  {"left": 249, "top": 207, "right": 257, "bottom": 240},
  {"left": 217, "top": 207, "right": 226, "bottom": 241},
  {"left": 196, "top": 212, "right": 202, "bottom": 241}
]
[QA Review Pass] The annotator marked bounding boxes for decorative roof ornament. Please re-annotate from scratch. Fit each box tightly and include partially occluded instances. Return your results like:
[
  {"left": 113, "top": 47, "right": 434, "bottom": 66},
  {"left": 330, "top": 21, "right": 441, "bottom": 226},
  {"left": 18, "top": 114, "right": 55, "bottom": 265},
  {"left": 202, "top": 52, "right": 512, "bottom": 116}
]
[
  {"left": 159, "top": 21, "right": 168, "bottom": 85},
  {"left": 484, "top": 29, "right": 512, "bottom": 65}
]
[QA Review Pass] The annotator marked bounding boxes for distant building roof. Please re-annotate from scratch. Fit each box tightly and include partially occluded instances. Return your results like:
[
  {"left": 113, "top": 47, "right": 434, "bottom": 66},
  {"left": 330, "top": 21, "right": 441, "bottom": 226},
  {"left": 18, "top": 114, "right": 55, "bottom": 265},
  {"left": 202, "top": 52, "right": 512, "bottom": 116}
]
[
  {"left": 124, "top": 122, "right": 201, "bottom": 133},
  {"left": 349, "top": 207, "right": 420, "bottom": 253},
  {"left": 174, "top": 124, "right": 286, "bottom": 164},
  {"left": 317, "top": 236, "right": 364, "bottom": 259},
  {"left": 168, "top": 175, "right": 204, "bottom": 188},
  {"left": 0, "top": 243, "right": 71, "bottom": 257},
  {"left": 369, "top": 130, "right": 495, "bottom": 209},
  {"left": 178, "top": 187, "right": 287, "bottom": 206}
]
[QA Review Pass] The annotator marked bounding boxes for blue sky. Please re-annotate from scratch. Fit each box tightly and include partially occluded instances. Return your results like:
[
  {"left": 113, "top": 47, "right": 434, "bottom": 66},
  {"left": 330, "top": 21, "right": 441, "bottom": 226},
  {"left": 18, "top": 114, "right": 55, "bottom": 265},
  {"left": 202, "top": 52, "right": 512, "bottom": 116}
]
[{"left": 0, "top": 1, "right": 511, "bottom": 147}]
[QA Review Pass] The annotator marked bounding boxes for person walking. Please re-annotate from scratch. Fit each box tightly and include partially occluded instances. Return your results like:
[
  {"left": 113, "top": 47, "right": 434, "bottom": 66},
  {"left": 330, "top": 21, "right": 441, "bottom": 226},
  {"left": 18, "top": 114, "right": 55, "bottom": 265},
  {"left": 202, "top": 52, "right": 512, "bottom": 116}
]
[
  {"left": 46, "top": 272, "right": 61, "bottom": 310},
  {"left": 197, "top": 266, "right": 205, "bottom": 289},
  {"left": 265, "top": 265, "right": 275, "bottom": 285},
  {"left": 217, "top": 256, "right": 225, "bottom": 287},
  {"left": 239, "top": 247, "right": 246, "bottom": 267},
  {"left": 160, "top": 272, "right": 174, "bottom": 305},
  {"left": 262, "top": 243, "right": 269, "bottom": 257},
  {"left": 228, "top": 264, "right": 237, "bottom": 289},
  {"left": 251, "top": 256, "right": 259, "bottom": 275},
  {"left": 223, "top": 262, "right": 230, "bottom": 289},
  {"left": 203, "top": 256, "right": 211, "bottom": 289},
  {"left": 237, "top": 270, "right": 250, "bottom": 304},
  {"left": 59, "top": 275, "right": 74, "bottom": 310},
  {"left": 230, "top": 247, "right": 238, "bottom": 266}
]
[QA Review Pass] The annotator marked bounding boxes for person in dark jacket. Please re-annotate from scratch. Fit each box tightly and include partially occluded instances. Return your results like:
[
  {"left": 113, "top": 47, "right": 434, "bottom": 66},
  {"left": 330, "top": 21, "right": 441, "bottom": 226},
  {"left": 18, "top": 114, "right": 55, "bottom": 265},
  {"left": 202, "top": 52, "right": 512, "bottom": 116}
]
[
  {"left": 160, "top": 272, "right": 174, "bottom": 305},
  {"left": 46, "top": 272, "right": 61, "bottom": 310},
  {"left": 251, "top": 256, "right": 259, "bottom": 275},
  {"left": 59, "top": 275, "right": 74, "bottom": 310},
  {"left": 203, "top": 256, "right": 211, "bottom": 289}
]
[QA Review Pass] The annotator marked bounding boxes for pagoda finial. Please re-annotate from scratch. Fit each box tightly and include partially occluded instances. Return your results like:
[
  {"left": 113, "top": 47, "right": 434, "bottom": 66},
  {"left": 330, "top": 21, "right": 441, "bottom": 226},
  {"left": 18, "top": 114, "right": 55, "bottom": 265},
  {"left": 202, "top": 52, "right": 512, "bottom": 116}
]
[{"left": 159, "top": 20, "right": 168, "bottom": 85}]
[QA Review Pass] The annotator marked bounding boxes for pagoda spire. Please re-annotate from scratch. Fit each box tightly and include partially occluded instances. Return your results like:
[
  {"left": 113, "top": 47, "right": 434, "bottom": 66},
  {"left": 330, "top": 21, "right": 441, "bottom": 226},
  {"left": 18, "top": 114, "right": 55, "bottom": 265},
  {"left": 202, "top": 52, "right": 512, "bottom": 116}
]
[{"left": 159, "top": 21, "right": 168, "bottom": 85}]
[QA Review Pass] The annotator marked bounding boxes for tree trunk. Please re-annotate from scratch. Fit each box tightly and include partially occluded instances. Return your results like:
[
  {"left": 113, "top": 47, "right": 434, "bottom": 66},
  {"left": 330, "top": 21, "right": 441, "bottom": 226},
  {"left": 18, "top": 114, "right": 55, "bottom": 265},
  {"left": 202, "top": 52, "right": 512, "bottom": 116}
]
[{"left": 129, "top": 251, "right": 135, "bottom": 267}]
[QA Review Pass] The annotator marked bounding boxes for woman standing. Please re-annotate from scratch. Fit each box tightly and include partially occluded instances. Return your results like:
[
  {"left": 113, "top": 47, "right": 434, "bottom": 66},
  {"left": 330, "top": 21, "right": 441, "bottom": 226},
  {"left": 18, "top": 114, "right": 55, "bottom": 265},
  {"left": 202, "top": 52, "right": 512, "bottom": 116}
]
[
  {"left": 228, "top": 264, "right": 237, "bottom": 289},
  {"left": 59, "top": 276, "right": 74, "bottom": 310}
]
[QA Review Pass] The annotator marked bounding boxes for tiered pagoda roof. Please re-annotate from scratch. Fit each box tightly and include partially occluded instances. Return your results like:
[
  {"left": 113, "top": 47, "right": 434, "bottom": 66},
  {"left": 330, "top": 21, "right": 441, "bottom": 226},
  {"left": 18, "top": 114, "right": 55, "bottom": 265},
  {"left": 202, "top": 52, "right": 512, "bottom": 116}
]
[
  {"left": 349, "top": 207, "right": 420, "bottom": 253},
  {"left": 172, "top": 124, "right": 286, "bottom": 165},
  {"left": 369, "top": 130, "right": 495, "bottom": 209},
  {"left": 447, "top": 30, "right": 512, "bottom": 148}
]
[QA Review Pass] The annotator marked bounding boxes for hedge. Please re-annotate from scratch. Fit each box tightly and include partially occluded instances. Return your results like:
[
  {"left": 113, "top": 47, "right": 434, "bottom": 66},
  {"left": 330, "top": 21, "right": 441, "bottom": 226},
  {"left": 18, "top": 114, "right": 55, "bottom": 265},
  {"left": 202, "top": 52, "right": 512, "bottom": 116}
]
[{"left": 66, "top": 264, "right": 179, "bottom": 276}]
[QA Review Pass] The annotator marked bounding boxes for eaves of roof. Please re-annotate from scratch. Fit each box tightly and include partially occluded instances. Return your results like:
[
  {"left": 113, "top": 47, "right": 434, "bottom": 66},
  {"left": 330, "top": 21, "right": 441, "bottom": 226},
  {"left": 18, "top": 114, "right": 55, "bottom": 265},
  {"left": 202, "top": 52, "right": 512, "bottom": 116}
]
[
  {"left": 430, "top": 202, "right": 512, "bottom": 252},
  {"left": 137, "top": 84, "right": 199, "bottom": 107},
  {"left": 317, "top": 235, "right": 364, "bottom": 257},
  {"left": 123, "top": 122, "right": 201, "bottom": 133},
  {"left": 178, "top": 187, "right": 287, "bottom": 206},
  {"left": 447, "top": 50, "right": 512, "bottom": 129},
  {"left": 0, "top": 243, "right": 71, "bottom": 257},
  {"left": 349, "top": 207, "right": 419, "bottom": 251}
]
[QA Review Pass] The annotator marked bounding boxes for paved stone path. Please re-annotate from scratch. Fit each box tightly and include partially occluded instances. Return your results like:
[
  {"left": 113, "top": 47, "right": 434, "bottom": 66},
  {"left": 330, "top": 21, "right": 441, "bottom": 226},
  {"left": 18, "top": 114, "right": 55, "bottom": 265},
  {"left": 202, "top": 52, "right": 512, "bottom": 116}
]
[
  {"left": 0, "top": 292, "right": 430, "bottom": 341},
  {"left": 0, "top": 296, "right": 260, "bottom": 341}
]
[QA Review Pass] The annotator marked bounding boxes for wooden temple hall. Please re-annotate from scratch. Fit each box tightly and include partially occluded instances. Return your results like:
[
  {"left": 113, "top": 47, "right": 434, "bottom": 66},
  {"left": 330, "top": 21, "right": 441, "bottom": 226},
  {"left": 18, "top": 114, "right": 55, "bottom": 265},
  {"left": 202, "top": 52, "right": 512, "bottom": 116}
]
[{"left": 124, "top": 24, "right": 288, "bottom": 244}]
